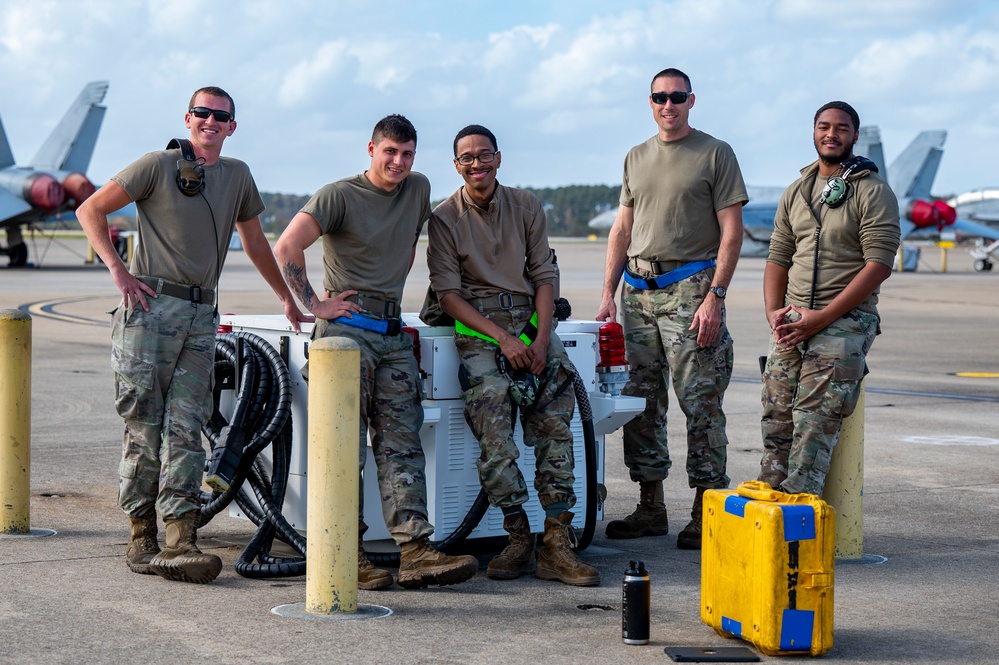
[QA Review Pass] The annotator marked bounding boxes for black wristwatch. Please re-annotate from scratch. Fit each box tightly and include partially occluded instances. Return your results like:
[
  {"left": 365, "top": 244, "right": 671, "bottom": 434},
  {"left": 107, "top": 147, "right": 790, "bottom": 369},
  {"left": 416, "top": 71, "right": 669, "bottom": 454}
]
[{"left": 709, "top": 286, "right": 727, "bottom": 299}]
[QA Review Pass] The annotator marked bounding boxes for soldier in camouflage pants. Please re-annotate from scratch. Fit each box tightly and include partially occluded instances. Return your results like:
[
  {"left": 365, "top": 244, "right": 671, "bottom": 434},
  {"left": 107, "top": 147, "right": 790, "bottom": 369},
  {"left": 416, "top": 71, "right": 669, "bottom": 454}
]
[
  {"left": 760, "top": 308, "right": 877, "bottom": 495},
  {"left": 620, "top": 269, "right": 734, "bottom": 492},
  {"left": 455, "top": 305, "right": 577, "bottom": 512},
  {"left": 311, "top": 319, "right": 433, "bottom": 544}
]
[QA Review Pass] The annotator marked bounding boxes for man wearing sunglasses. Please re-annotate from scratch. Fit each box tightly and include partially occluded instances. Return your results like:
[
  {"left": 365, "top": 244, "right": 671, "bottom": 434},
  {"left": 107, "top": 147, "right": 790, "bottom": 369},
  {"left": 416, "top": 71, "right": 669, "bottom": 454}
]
[
  {"left": 597, "top": 68, "right": 748, "bottom": 550},
  {"left": 426, "top": 125, "right": 600, "bottom": 586},
  {"left": 77, "top": 86, "right": 309, "bottom": 584},
  {"left": 758, "top": 101, "right": 899, "bottom": 496},
  {"left": 275, "top": 115, "right": 479, "bottom": 590}
]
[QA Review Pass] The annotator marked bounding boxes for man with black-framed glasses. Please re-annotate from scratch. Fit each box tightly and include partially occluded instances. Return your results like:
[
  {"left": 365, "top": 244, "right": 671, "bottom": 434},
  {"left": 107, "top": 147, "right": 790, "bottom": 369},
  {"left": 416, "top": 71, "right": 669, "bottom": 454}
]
[
  {"left": 78, "top": 86, "right": 309, "bottom": 584},
  {"left": 597, "top": 67, "right": 748, "bottom": 550},
  {"left": 426, "top": 124, "right": 600, "bottom": 586}
]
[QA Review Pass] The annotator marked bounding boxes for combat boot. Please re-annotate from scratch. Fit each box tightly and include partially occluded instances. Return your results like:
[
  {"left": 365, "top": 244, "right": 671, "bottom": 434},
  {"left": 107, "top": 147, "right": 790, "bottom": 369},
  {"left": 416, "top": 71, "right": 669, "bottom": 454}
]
[
  {"left": 148, "top": 514, "right": 223, "bottom": 584},
  {"left": 486, "top": 511, "right": 536, "bottom": 580},
  {"left": 396, "top": 538, "right": 479, "bottom": 589},
  {"left": 605, "top": 480, "right": 668, "bottom": 539},
  {"left": 676, "top": 487, "right": 706, "bottom": 550},
  {"left": 125, "top": 513, "right": 160, "bottom": 575},
  {"left": 536, "top": 512, "right": 600, "bottom": 586},
  {"left": 358, "top": 544, "right": 393, "bottom": 590}
]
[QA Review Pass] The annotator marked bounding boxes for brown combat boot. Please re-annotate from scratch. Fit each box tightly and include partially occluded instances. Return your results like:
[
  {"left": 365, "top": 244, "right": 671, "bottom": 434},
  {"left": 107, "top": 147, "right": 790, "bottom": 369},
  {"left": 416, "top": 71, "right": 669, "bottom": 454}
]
[
  {"left": 358, "top": 544, "right": 393, "bottom": 590},
  {"left": 148, "top": 514, "right": 223, "bottom": 583},
  {"left": 676, "top": 487, "right": 706, "bottom": 550},
  {"left": 396, "top": 538, "right": 479, "bottom": 589},
  {"left": 605, "top": 480, "right": 668, "bottom": 539},
  {"left": 536, "top": 512, "right": 600, "bottom": 586},
  {"left": 125, "top": 513, "right": 160, "bottom": 575},
  {"left": 487, "top": 511, "right": 537, "bottom": 580}
]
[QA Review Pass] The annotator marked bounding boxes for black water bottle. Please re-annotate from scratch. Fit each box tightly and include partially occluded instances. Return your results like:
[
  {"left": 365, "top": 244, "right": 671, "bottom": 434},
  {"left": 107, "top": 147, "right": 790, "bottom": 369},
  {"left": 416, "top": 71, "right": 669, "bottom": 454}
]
[{"left": 622, "top": 560, "right": 650, "bottom": 645}]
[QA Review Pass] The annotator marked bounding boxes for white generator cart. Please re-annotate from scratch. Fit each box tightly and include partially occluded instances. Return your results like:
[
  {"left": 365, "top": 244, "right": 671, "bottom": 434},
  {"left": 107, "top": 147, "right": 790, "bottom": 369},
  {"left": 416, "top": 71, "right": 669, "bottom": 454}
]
[{"left": 217, "top": 313, "right": 643, "bottom": 545}]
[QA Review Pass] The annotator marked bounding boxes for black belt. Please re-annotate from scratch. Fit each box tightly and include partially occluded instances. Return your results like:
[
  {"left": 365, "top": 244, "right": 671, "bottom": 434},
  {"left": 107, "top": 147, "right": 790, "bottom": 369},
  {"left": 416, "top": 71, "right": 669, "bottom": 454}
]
[
  {"left": 137, "top": 276, "right": 214, "bottom": 304},
  {"left": 629, "top": 257, "right": 686, "bottom": 276},
  {"left": 466, "top": 293, "right": 533, "bottom": 312},
  {"left": 336, "top": 292, "right": 399, "bottom": 318}
]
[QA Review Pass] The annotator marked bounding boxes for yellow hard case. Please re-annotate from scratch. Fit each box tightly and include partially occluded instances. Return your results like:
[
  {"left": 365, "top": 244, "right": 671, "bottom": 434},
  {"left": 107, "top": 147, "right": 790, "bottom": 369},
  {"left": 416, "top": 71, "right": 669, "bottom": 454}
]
[{"left": 700, "top": 480, "right": 835, "bottom": 657}]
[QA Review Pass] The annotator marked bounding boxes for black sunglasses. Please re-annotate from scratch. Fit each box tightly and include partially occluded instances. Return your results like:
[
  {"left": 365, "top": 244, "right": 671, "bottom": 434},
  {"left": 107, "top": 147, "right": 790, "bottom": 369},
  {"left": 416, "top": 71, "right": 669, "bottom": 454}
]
[
  {"left": 650, "top": 91, "right": 691, "bottom": 105},
  {"left": 189, "top": 107, "right": 234, "bottom": 123}
]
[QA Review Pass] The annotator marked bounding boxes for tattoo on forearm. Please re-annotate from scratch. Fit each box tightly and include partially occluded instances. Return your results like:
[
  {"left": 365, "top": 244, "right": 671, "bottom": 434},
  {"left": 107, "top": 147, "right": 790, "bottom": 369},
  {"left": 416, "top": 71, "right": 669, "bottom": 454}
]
[{"left": 282, "top": 262, "right": 317, "bottom": 310}]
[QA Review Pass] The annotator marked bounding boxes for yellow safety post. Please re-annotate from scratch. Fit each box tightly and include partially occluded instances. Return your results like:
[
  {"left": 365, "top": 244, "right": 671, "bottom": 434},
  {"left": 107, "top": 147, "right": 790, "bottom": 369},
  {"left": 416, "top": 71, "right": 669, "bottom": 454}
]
[
  {"left": 823, "top": 384, "right": 865, "bottom": 559},
  {"left": 126, "top": 232, "right": 135, "bottom": 264},
  {"left": 0, "top": 309, "right": 32, "bottom": 535},
  {"left": 939, "top": 241, "right": 955, "bottom": 273},
  {"left": 85, "top": 243, "right": 95, "bottom": 264},
  {"left": 306, "top": 337, "right": 360, "bottom": 615},
  {"left": 896, "top": 245, "right": 904, "bottom": 272}
]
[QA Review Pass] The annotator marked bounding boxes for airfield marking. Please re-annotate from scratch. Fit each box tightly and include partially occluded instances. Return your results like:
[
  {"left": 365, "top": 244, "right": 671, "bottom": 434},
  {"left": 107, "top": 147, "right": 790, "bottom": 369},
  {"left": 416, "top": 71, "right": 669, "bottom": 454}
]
[
  {"left": 901, "top": 435, "right": 999, "bottom": 447},
  {"left": 954, "top": 372, "right": 999, "bottom": 378},
  {"left": 731, "top": 376, "right": 999, "bottom": 403},
  {"left": 20, "top": 295, "right": 115, "bottom": 327}
]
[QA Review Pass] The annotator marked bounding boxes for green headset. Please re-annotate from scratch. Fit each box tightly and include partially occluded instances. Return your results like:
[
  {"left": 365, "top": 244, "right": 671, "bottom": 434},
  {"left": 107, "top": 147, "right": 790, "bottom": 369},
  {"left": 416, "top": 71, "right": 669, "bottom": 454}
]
[{"left": 819, "top": 156, "right": 878, "bottom": 208}]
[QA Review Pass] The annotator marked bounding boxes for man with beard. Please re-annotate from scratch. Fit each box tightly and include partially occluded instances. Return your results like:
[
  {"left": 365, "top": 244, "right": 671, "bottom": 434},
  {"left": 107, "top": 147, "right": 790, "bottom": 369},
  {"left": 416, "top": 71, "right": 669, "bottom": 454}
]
[{"left": 758, "top": 101, "right": 900, "bottom": 495}]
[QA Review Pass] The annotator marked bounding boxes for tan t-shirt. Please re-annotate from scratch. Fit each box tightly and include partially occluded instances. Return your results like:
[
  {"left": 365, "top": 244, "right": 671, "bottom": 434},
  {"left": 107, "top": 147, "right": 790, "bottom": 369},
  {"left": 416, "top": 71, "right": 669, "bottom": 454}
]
[
  {"left": 113, "top": 150, "right": 264, "bottom": 289},
  {"left": 427, "top": 183, "right": 555, "bottom": 300},
  {"left": 621, "top": 129, "right": 747, "bottom": 263},
  {"left": 302, "top": 172, "right": 430, "bottom": 303},
  {"left": 768, "top": 160, "right": 900, "bottom": 314}
]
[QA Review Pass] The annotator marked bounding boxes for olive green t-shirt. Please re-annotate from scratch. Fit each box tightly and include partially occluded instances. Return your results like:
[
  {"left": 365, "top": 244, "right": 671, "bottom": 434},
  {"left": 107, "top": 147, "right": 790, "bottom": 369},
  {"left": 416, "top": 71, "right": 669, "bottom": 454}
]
[
  {"left": 113, "top": 150, "right": 264, "bottom": 289},
  {"left": 302, "top": 172, "right": 431, "bottom": 303},
  {"left": 427, "top": 183, "right": 556, "bottom": 300},
  {"left": 621, "top": 129, "right": 747, "bottom": 263}
]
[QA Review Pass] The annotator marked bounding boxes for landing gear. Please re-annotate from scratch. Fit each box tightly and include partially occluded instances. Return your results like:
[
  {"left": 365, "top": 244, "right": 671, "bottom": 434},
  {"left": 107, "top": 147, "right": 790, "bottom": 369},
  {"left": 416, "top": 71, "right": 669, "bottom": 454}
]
[
  {"left": 3, "top": 241, "right": 28, "bottom": 268},
  {"left": 973, "top": 258, "right": 994, "bottom": 272}
]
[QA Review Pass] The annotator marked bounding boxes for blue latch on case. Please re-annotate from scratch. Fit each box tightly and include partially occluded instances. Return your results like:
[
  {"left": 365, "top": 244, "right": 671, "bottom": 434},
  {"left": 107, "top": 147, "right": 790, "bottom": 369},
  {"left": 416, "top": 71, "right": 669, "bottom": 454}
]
[{"left": 780, "top": 505, "right": 816, "bottom": 541}]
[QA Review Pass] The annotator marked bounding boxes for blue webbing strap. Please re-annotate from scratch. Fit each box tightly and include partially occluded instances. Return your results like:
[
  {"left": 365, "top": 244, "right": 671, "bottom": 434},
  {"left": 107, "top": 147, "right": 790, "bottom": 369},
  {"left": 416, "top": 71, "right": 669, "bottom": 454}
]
[
  {"left": 331, "top": 313, "right": 401, "bottom": 335},
  {"left": 623, "top": 259, "right": 716, "bottom": 290}
]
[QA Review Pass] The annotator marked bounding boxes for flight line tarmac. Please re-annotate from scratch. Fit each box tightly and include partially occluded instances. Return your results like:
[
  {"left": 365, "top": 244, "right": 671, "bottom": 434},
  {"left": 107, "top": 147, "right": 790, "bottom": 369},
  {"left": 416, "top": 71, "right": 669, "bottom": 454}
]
[{"left": 2, "top": 237, "right": 997, "bottom": 665}]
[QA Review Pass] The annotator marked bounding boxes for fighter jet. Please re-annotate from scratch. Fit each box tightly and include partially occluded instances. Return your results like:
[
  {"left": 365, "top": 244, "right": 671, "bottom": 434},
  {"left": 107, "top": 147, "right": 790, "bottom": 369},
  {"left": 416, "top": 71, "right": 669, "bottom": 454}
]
[{"left": 0, "top": 81, "right": 108, "bottom": 267}]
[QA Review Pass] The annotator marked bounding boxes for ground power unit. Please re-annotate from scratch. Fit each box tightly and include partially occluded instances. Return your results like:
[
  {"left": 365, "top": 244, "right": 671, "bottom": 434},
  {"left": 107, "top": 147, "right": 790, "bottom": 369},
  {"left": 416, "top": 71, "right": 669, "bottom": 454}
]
[{"left": 217, "top": 314, "right": 644, "bottom": 545}]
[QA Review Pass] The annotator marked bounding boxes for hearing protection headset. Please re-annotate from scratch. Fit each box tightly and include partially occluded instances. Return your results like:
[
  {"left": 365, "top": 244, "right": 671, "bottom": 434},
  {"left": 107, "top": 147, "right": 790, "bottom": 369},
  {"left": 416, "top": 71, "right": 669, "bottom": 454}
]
[
  {"left": 166, "top": 138, "right": 205, "bottom": 196},
  {"left": 820, "top": 156, "right": 878, "bottom": 208}
]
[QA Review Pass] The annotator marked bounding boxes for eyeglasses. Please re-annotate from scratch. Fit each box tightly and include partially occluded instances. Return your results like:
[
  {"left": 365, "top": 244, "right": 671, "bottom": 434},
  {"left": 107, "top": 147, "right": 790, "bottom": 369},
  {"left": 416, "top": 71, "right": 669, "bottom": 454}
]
[
  {"left": 189, "top": 107, "right": 234, "bottom": 123},
  {"left": 650, "top": 91, "right": 691, "bottom": 105},
  {"left": 455, "top": 152, "right": 498, "bottom": 166}
]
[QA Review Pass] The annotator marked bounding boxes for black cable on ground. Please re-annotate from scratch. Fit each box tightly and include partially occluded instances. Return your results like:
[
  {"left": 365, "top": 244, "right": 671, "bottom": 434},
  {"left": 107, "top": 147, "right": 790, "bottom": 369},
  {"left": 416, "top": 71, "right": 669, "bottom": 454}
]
[{"left": 199, "top": 331, "right": 306, "bottom": 578}]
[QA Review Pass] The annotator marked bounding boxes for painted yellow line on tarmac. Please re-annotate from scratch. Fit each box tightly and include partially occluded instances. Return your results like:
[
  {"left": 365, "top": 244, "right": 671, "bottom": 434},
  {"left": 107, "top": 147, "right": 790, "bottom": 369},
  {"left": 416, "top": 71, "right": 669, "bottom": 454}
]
[
  {"left": 21, "top": 295, "right": 115, "bottom": 327},
  {"left": 955, "top": 372, "right": 999, "bottom": 378}
]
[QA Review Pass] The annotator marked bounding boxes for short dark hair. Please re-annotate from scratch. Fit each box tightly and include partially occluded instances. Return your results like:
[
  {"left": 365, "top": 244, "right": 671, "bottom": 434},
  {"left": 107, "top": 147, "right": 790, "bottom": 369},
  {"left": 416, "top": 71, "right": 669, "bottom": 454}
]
[
  {"left": 651, "top": 68, "right": 691, "bottom": 93},
  {"left": 452, "top": 124, "right": 498, "bottom": 157},
  {"left": 814, "top": 101, "right": 860, "bottom": 132},
  {"left": 189, "top": 86, "right": 235, "bottom": 119},
  {"left": 372, "top": 114, "right": 418, "bottom": 147}
]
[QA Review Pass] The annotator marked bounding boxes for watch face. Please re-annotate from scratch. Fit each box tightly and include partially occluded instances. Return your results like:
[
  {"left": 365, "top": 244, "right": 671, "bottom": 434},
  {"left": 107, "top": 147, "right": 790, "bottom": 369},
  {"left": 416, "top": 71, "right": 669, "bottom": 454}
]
[{"left": 711, "top": 286, "right": 726, "bottom": 298}]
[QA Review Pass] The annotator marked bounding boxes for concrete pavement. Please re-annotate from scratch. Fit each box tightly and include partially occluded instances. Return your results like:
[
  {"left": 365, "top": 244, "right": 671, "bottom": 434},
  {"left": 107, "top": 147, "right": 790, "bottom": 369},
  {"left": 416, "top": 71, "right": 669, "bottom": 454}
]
[{"left": 1, "top": 237, "right": 997, "bottom": 664}]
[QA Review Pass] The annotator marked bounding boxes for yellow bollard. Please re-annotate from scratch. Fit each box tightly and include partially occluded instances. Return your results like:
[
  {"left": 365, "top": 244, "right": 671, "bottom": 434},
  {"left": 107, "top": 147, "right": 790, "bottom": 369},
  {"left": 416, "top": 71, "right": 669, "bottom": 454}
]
[
  {"left": 306, "top": 337, "right": 360, "bottom": 615},
  {"left": 823, "top": 384, "right": 865, "bottom": 559},
  {"left": 1, "top": 309, "right": 32, "bottom": 535},
  {"left": 940, "top": 245, "right": 948, "bottom": 273}
]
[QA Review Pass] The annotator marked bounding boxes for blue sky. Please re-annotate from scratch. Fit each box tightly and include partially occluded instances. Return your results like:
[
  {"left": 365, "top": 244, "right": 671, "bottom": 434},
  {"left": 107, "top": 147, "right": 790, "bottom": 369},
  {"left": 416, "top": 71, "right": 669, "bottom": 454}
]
[{"left": 2, "top": 0, "right": 997, "bottom": 203}]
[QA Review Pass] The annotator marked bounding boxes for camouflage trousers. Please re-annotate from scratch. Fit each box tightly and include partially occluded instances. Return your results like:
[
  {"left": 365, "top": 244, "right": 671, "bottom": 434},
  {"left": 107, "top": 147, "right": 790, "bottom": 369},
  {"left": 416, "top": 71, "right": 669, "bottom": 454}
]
[
  {"left": 759, "top": 308, "right": 878, "bottom": 495},
  {"left": 312, "top": 319, "right": 433, "bottom": 544},
  {"left": 620, "top": 269, "right": 733, "bottom": 489},
  {"left": 455, "top": 305, "right": 577, "bottom": 510},
  {"left": 111, "top": 296, "right": 216, "bottom": 521}
]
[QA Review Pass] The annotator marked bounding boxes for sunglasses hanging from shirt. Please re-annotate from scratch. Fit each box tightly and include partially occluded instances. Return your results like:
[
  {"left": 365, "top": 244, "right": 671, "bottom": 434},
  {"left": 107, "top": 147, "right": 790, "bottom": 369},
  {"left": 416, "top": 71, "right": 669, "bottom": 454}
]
[
  {"left": 166, "top": 138, "right": 206, "bottom": 197},
  {"left": 820, "top": 156, "right": 878, "bottom": 208}
]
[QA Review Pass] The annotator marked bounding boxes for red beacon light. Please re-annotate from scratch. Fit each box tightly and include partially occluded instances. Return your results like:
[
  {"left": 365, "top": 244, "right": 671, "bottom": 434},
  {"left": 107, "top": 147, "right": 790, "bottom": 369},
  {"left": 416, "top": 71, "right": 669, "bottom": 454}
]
[
  {"left": 596, "top": 321, "right": 629, "bottom": 395},
  {"left": 217, "top": 313, "right": 235, "bottom": 334}
]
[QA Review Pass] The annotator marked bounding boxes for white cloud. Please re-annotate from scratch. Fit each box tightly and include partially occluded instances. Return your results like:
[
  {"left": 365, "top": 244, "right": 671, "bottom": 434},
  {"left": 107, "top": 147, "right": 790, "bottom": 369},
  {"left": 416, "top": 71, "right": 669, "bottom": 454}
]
[{"left": 278, "top": 41, "right": 352, "bottom": 105}]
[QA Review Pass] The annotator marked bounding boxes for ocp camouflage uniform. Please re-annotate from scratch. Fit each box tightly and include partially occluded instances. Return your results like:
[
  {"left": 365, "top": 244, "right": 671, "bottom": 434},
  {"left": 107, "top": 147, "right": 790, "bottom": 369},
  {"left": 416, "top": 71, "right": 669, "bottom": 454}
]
[
  {"left": 456, "top": 304, "right": 576, "bottom": 510},
  {"left": 311, "top": 318, "right": 432, "bottom": 543},
  {"left": 113, "top": 296, "right": 217, "bottom": 520},
  {"left": 621, "top": 267, "right": 733, "bottom": 489},
  {"left": 760, "top": 308, "right": 878, "bottom": 495}
]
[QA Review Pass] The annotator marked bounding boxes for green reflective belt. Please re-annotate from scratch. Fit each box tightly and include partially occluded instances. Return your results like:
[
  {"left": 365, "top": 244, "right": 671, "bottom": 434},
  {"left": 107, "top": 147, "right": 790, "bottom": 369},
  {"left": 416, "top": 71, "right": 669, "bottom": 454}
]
[{"left": 456, "top": 311, "right": 539, "bottom": 346}]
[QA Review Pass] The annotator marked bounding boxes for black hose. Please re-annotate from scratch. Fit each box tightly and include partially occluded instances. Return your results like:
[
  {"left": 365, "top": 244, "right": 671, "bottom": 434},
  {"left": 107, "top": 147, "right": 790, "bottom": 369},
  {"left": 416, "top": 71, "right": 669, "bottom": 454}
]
[
  {"left": 571, "top": 371, "right": 598, "bottom": 552},
  {"left": 200, "top": 331, "right": 306, "bottom": 578}
]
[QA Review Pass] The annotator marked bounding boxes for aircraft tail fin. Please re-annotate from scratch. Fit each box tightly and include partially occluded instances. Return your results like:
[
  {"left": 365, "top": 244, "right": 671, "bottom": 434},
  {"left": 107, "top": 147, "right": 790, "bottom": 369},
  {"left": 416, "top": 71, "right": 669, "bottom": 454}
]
[
  {"left": 888, "top": 130, "right": 946, "bottom": 200},
  {"left": 0, "top": 117, "right": 14, "bottom": 169},
  {"left": 29, "top": 81, "right": 109, "bottom": 171},
  {"left": 856, "top": 126, "right": 885, "bottom": 179}
]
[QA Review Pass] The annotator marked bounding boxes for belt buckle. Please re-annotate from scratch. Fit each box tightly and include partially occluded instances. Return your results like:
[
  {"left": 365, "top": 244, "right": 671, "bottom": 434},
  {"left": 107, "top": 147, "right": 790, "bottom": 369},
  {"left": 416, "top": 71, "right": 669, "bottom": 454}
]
[
  {"left": 384, "top": 299, "right": 398, "bottom": 318},
  {"left": 190, "top": 286, "right": 202, "bottom": 303},
  {"left": 499, "top": 292, "right": 514, "bottom": 310}
]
